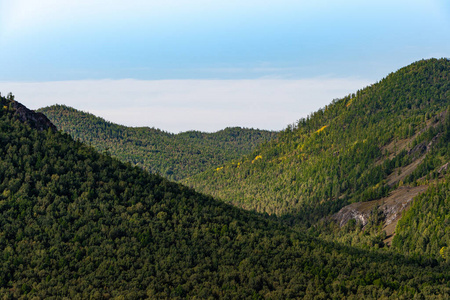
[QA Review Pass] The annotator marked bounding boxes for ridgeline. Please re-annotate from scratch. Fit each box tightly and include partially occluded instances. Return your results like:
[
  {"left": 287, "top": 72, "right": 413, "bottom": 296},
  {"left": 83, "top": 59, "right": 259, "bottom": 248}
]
[
  {"left": 184, "top": 58, "right": 450, "bottom": 229},
  {"left": 38, "top": 105, "right": 277, "bottom": 181}
]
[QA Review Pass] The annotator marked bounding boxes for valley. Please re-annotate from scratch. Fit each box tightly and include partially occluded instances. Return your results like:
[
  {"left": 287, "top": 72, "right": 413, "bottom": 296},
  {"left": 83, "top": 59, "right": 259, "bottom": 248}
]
[{"left": 1, "top": 58, "right": 449, "bottom": 298}]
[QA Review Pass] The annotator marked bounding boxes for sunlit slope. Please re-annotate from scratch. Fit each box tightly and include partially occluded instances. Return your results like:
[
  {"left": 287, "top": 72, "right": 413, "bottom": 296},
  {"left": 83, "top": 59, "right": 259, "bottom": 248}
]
[
  {"left": 393, "top": 171, "right": 450, "bottom": 262},
  {"left": 184, "top": 58, "right": 450, "bottom": 225},
  {"left": 39, "top": 105, "right": 277, "bottom": 181}
]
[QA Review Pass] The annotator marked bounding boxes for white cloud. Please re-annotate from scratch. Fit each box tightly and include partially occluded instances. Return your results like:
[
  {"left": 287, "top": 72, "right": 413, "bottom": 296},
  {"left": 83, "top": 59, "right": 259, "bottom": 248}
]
[{"left": 0, "top": 78, "right": 371, "bottom": 133}]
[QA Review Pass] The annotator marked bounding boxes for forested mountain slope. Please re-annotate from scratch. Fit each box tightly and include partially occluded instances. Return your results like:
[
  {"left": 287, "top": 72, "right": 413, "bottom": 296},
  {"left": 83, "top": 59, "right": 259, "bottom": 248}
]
[
  {"left": 38, "top": 105, "right": 277, "bottom": 181},
  {"left": 323, "top": 109, "right": 450, "bottom": 257},
  {"left": 393, "top": 180, "right": 450, "bottom": 260},
  {"left": 2, "top": 95, "right": 450, "bottom": 298},
  {"left": 184, "top": 58, "right": 450, "bottom": 227}
]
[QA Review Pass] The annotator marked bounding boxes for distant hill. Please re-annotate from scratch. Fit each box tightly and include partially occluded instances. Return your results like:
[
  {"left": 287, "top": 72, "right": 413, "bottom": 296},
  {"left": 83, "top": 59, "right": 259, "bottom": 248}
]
[
  {"left": 2, "top": 94, "right": 450, "bottom": 298},
  {"left": 183, "top": 58, "right": 450, "bottom": 250},
  {"left": 38, "top": 105, "right": 277, "bottom": 181}
]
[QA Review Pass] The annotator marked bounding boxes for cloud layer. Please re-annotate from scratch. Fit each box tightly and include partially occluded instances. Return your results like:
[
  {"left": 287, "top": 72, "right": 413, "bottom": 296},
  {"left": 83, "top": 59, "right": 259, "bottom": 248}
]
[{"left": 0, "top": 78, "right": 371, "bottom": 133}]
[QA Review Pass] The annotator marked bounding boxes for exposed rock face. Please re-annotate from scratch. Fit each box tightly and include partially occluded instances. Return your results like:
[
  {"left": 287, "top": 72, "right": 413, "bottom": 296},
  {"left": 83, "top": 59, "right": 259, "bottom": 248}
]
[
  {"left": 11, "top": 101, "right": 57, "bottom": 132},
  {"left": 332, "top": 185, "right": 428, "bottom": 229},
  {"left": 407, "top": 141, "right": 427, "bottom": 157},
  {"left": 408, "top": 133, "right": 441, "bottom": 158},
  {"left": 332, "top": 203, "right": 371, "bottom": 228},
  {"left": 438, "top": 162, "right": 449, "bottom": 174}
]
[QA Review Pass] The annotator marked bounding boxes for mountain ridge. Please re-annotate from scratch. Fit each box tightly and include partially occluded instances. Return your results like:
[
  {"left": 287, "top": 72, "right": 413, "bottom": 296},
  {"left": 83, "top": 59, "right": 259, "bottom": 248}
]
[
  {"left": 184, "top": 58, "right": 450, "bottom": 226},
  {"left": 38, "top": 104, "right": 277, "bottom": 181},
  {"left": 1, "top": 93, "right": 56, "bottom": 132}
]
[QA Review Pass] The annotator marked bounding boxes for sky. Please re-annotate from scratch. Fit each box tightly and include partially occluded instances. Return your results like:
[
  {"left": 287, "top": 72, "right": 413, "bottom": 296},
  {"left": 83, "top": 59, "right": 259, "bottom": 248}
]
[{"left": 0, "top": 0, "right": 449, "bottom": 132}]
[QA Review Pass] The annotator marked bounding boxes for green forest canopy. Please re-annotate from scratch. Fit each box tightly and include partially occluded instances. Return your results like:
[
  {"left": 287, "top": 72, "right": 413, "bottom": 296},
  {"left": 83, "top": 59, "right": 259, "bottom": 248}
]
[
  {"left": 38, "top": 105, "right": 277, "bottom": 181},
  {"left": 184, "top": 58, "right": 450, "bottom": 228},
  {"left": 0, "top": 89, "right": 449, "bottom": 297}
]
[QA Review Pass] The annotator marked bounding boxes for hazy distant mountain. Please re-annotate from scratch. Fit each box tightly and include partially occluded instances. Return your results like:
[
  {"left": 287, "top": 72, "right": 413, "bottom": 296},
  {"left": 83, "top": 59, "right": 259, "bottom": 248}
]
[{"left": 38, "top": 105, "right": 277, "bottom": 181}]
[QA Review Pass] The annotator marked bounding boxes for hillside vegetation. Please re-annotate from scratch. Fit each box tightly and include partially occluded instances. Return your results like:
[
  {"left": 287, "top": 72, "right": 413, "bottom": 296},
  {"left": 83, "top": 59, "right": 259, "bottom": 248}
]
[
  {"left": 184, "top": 58, "right": 450, "bottom": 229},
  {"left": 38, "top": 105, "right": 277, "bottom": 181},
  {"left": 393, "top": 173, "right": 450, "bottom": 261},
  {"left": 1, "top": 94, "right": 450, "bottom": 298},
  {"left": 322, "top": 111, "right": 450, "bottom": 260}
]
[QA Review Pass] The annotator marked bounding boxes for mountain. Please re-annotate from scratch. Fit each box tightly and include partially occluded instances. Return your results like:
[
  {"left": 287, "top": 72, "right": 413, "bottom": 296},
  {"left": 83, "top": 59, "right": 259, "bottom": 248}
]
[
  {"left": 1, "top": 94, "right": 449, "bottom": 297},
  {"left": 183, "top": 58, "right": 450, "bottom": 257},
  {"left": 38, "top": 105, "right": 277, "bottom": 181},
  {"left": 184, "top": 58, "right": 450, "bottom": 226}
]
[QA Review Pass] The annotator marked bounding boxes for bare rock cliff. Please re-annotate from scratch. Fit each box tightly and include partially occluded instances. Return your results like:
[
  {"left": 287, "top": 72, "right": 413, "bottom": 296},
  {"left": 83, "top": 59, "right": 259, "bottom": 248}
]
[
  {"left": 332, "top": 185, "right": 428, "bottom": 230},
  {"left": 11, "top": 101, "right": 57, "bottom": 132}
]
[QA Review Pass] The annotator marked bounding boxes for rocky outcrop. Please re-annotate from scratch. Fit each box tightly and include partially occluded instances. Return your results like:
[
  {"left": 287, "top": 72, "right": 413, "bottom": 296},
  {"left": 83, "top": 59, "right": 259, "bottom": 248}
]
[
  {"left": 11, "top": 101, "right": 57, "bottom": 132},
  {"left": 408, "top": 133, "right": 441, "bottom": 158},
  {"left": 332, "top": 185, "right": 428, "bottom": 229},
  {"left": 407, "top": 141, "right": 427, "bottom": 157},
  {"left": 437, "top": 162, "right": 449, "bottom": 174},
  {"left": 332, "top": 203, "right": 371, "bottom": 227}
]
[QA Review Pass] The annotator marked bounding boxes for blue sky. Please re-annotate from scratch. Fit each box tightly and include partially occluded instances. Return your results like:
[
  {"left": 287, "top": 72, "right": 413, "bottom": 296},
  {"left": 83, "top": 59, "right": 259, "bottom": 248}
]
[{"left": 0, "top": 0, "right": 449, "bottom": 132}]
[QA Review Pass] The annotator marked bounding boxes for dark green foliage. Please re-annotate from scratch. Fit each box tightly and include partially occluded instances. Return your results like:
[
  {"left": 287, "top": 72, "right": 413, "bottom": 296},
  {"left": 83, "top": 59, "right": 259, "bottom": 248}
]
[
  {"left": 1, "top": 96, "right": 450, "bottom": 298},
  {"left": 184, "top": 58, "right": 450, "bottom": 226},
  {"left": 38, "top": 105, "right": 277, "bottom": 181},
  {"left": 314, "top": 205, "right": 389, "bottom": 250},
  {"left": 393, "top": 180, "right": 450, "bottom": 261}
]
